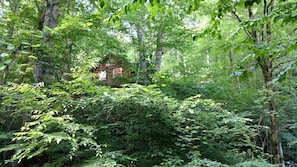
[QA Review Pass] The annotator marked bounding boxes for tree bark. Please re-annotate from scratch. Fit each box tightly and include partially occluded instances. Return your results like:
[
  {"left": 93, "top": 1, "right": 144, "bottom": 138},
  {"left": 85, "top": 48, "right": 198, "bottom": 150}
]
[
  {"left": 136, "top": 26, "right": 147, "bottom": 83},
  {"left": 257, "top": 58, "right": 284, "bottom": 166},
  {"left": 262, "top": 1, "right": 284, "bottom": 165},
  {"left": 256, "top": 54, "right": 284, "bottom": 167},
  {"left": 155, "top": 31, "right": 163, "bottom": 72},
  {"left": 228, "top": 49, "right": 233, "bottom": 69},
  {"left": 42, "top": 0, "right": 59, "bottom": 29},
  {"left": 34, "top": 0, "right": 59, "bottom": 83}
]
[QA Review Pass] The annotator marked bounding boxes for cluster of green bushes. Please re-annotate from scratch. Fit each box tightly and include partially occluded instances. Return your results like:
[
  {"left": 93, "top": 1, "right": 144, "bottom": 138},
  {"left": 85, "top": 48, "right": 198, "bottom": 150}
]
[{"left": 0, "top": 75, "right": 272, "bottom": 166}]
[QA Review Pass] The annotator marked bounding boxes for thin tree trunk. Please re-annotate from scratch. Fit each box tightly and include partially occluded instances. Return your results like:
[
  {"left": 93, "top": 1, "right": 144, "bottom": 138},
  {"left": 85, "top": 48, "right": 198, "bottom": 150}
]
[
  {"left": 264, "top": 1, "right": 284, "bottom": 165},
  {"left": 62, "top": 39, "right": 73, "bottom": 79},
  {"left": 232, "top": 1, "right": 284, "bottom": 165},
  {"left": 206, "top": 50, "right": 210, "bottom": 65},
  {"left": 270, "top": 112, "right": 281, "bottom": 165},
  {"left": 136, "top": 26, "right": 147, "bottom": 83},
  {"left": 258, "top": 56, "right": 284, "bottom": 166},
  {"left": 155, "top": 32, "right": 163, "bottom": 72},
  {"left": 228, "top": 49, "right": 233, "bottom": 69}
]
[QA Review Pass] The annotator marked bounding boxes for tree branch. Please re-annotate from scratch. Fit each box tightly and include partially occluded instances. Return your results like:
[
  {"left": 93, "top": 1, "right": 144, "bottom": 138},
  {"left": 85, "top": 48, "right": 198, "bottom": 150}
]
[
  {"left": 231, "top": 10, "right": 254, "bottom": 39},
  {"left": 271, "top": 53, "right": 286, "bottom": 61},
  {"left": 248, "top": 7, "right": 258, "bottom": 42},
  {"left": 264, "top": 0, "right": 267, "bottom": 15},
  {"left": 231, "top": 10, "right": 242, "bottom": 22},
  {"left": 267, "top": 0, "right": 275, "bottom": 11},
  {"left": 272, "top": 58, "right": 295, "bottom": 73}
]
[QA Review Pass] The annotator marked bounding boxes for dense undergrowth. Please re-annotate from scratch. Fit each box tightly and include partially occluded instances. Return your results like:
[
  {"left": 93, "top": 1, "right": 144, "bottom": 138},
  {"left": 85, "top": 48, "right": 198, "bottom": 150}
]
[{"left": 0, "top": 75, "right": 273, "bottom": 167}]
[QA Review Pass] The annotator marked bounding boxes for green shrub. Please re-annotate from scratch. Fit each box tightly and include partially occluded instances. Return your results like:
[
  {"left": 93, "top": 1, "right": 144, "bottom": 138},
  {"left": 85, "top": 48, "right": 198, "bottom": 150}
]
[{"left": 0, "top": 77, "right": 264, "bottom": 166}]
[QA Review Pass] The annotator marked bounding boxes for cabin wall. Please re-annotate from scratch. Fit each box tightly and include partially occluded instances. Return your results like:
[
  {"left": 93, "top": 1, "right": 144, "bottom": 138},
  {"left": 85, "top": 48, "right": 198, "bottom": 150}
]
[{"left": 92, "top": 63, "right": 130, "bottom": 85}]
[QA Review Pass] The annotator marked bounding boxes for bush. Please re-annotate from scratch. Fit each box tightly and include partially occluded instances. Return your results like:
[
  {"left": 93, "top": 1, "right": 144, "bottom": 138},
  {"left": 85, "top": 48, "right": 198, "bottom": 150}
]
[{"left": 0, "top": 77, "right": 264, "bottom": 166}]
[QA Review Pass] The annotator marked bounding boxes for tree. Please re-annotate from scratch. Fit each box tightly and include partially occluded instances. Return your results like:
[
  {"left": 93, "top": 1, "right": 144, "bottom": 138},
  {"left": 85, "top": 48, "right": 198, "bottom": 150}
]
[
  {"left": 34, "top": 0, "right": 60, "bottom": 82},
  {"left": 207, "top": 0, "right": 297, "bottom": 165}
]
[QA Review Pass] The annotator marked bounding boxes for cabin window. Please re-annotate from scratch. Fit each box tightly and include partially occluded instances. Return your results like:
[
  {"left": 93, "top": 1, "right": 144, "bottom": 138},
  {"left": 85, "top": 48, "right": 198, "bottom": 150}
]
[
  {"left": 113, "top": 68, "right": 122, "bottom": 78},
  {"left": 98, "top": 71, "right": 107, "bottom": 81}
]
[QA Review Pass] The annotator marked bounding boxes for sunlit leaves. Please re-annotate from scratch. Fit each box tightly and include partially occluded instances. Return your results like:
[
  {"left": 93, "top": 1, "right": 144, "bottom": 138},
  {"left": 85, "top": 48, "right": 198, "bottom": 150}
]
[
  {"left": 188, "top": 0, "right": 201, "bottom": 14},
  {"left": 273, "top": 1, "right": 297, "bottom": 24},
  {"left": 0, "top": 83, "right": 102, "bottom": 166}
]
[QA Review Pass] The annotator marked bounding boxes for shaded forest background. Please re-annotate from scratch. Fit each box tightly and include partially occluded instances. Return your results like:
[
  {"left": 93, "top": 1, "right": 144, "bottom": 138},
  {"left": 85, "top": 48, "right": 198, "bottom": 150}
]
[{"left": 0, "top": 0, "right": 297, "bottom": 166}]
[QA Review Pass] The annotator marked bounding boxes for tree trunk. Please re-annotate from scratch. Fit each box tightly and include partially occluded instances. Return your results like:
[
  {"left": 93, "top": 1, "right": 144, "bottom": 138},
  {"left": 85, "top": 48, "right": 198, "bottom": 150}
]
[
  {"left": 34, "top": 0, "right": 59, "bottom": 82},
  {"left": 63, "top": 38, "right": 73, "bottom": 79},
  {"left": 230, "top": 0, "right": 284, "bottom": 165},
  {"left": 136, "top": 26, "right": 147, "bottom": 83},
  {"left": 270, "top": 112, "right": 281, "bottom": 165},
  {"left": 258, "top": 57, "right": 284, "bottom": 166},
  {"left": 155, "top": 32, "right": 163, "bottom": 72},
  {"left": 228, "top": 49, "right": 233, "bottom": 69},
  {"left": 249, "top": 1, "right": 284, "bottom": 165},
  {"left": 263, "top": 1, "right": 284, "bottom": 165}
]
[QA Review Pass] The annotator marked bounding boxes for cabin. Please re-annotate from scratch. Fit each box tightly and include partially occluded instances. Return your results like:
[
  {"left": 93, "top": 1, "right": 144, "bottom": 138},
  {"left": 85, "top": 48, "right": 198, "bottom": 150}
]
[{"left": 91, "top": 54, "right": 131, "bottom": 86}]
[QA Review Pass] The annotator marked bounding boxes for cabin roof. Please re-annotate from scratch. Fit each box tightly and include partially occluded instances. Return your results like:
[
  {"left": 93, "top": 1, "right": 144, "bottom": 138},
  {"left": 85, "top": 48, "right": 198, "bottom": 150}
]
[{"left": 91, "top": 53, "right": 131, "bottom": 74}]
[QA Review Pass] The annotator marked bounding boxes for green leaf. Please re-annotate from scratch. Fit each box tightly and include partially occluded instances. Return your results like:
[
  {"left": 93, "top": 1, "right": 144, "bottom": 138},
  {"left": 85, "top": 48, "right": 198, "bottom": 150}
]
[
  {"left": 0, "top": 65, "right": 6, "bottom": 71},
  {"left": 3, "top": 59, "right": 12, "bottom": 64},
  {"left": 31, "top": 44, "right": 42, "bottom": 48},
  {"left": 20, "top": 51, "right": 31, "bottom": 55},
  {"left": 99, "top": 0, "right": 105, "bottom": 8},
  {"left": 0, "top": 143, "right": 24, "bottom": 152},
  {"left": 7, "top": 45, "right": 15, "bottom": 50},
  {"left": 28, "top": 55, "right": 38, "bottom": 59},
  {"left": 28, "top": 146, "right": 48, "bottom": 159}
]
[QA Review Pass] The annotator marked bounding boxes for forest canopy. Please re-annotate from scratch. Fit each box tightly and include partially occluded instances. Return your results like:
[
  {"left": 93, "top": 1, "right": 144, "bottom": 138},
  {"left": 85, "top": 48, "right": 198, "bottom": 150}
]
[{"left": 0, "top": 0, "right": 297, "bottom": 167}]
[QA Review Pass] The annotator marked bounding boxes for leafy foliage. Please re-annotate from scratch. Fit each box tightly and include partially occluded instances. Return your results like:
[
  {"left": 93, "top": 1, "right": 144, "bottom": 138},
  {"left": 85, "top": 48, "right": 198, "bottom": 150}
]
[
  {"left": 0, "top": 75, "right": 262, "bottom": 166},
  {"left": 0, "top": 82, "right": 101, "bottom": 167},
  {"left": 1, "top": 0, "right": 297, "bottom": 166}
]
